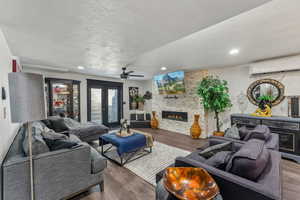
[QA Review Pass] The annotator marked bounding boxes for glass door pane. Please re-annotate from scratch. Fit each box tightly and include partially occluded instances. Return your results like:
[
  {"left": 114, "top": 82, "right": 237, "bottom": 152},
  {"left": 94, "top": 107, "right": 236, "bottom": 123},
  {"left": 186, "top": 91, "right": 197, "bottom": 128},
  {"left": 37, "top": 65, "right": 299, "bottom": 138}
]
[
  {"left": 91, "top": 88, "right": 102, "bottom": 123},
  {"left": 108, "top": 89, "right": 118, "bottom": 123}
]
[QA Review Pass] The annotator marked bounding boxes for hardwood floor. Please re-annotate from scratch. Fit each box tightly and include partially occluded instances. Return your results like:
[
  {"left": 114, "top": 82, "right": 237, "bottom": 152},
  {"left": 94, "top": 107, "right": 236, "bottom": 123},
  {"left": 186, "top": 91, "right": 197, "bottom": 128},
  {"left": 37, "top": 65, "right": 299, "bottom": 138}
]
[{"left": 75, "top": 128, "right": 300, "bottom": 200}]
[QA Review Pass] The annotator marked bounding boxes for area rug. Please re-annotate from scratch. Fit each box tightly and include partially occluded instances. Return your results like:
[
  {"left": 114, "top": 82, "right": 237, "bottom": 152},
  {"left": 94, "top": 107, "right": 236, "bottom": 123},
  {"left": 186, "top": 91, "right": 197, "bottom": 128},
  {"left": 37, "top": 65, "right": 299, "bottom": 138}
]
[{"left": 123, "top": 141, "right": 190, "bottom": 186}]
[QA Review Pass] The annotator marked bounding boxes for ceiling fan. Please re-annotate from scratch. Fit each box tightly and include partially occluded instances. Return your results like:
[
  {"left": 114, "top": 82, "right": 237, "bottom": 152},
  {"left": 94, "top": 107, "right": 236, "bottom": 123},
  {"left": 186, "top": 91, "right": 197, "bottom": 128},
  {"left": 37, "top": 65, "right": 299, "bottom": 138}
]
[{"left": 120, "top": 67, "right": 144, "bottom": 79}]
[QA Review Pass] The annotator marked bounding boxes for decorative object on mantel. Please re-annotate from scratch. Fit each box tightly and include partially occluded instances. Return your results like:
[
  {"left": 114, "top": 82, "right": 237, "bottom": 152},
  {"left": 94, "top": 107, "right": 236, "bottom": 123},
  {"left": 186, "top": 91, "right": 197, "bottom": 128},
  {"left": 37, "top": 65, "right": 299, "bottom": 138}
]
[
  {"left": 190, "top": 114, "right": 202, "bottom": 139},
  {"left": 117, "top": 119, "right": 133, "bottom": 137},
  {"left": 164, "top": 95, "right": 178, "bottom": 99},
  {"left": 251, "top": 95, "right": 273, "bottom": 117},
  {"left": 247, "top": 78, "right": 285, "bottom": 107},
  {"left": 163, "top": 167, "right": 220, "bottom": 200},
  {"left": 197, "top": 76, "right": 232, "bottom": 135},
  {"left": 151, "top": 111, "right": 159, "bottom": 129}
]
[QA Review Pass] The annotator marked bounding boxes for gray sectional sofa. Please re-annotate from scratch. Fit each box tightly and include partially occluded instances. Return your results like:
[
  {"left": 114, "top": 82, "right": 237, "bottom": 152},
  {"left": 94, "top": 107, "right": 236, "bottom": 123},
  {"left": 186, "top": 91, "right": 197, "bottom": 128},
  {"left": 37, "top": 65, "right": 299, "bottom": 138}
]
[
  {"left": 1, "top": 121, "right": 107, "bottom": 200},
  {"left": 210, "top": 125, "right": 279, "bottom": 150},
  {"left": 156, "top": 138, "right": 282, "bottom": 200}
]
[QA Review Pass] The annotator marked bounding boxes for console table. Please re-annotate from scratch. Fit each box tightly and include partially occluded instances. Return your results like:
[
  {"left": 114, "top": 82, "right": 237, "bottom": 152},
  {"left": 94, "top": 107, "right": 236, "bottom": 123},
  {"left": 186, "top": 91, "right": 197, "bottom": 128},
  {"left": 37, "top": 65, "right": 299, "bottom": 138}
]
[{"left": 231, "top": 114, "right": 300, "bottom": 163}]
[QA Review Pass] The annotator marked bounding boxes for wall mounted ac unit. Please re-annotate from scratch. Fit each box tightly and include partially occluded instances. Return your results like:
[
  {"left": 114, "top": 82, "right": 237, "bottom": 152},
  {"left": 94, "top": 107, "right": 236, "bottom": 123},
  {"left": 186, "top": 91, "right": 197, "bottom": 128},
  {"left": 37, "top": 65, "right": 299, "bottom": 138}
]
[{"left": 249, "top": 55, "right": 300, "bottom": 75}]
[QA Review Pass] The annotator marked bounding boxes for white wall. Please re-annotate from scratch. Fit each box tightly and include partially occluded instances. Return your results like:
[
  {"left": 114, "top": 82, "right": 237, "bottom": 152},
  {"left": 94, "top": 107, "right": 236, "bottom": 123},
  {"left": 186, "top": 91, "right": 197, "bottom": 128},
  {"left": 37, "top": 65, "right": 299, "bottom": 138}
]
[
  {"left": 22, "top": 67, "right": 152, "bottom": 121},
  {"left": 0, "top": 29, "right": 20, "bottom": 162}
]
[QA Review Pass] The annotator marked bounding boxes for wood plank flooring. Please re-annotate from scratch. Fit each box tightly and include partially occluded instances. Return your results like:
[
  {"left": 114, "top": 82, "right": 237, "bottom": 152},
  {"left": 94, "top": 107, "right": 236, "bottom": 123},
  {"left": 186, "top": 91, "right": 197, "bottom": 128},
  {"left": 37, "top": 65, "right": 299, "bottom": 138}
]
[{"left": 75, "top": 128, "right": 300, "bottom": 200}]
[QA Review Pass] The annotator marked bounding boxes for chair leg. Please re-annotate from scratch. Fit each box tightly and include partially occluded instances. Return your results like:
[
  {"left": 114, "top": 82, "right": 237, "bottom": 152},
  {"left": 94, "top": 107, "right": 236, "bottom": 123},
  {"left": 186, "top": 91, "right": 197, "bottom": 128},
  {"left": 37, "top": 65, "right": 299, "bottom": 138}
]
[{"left": 99, "top": 181, "right": 104, "bottom": 192}]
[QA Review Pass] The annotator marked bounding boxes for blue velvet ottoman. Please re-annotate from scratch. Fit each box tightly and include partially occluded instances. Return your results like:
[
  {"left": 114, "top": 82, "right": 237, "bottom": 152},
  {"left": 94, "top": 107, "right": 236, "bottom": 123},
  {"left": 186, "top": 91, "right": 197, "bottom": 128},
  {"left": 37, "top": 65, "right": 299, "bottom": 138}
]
[{"left": 99, "top": 132, "right": 152, "bottom": 166}]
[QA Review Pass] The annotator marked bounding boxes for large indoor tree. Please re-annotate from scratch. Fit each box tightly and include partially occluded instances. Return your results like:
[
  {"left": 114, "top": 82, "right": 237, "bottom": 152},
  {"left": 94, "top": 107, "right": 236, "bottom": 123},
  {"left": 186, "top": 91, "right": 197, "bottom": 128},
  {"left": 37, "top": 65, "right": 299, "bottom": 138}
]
[{"left": 197, "top": 76, "right": 232, "bottom": 133}]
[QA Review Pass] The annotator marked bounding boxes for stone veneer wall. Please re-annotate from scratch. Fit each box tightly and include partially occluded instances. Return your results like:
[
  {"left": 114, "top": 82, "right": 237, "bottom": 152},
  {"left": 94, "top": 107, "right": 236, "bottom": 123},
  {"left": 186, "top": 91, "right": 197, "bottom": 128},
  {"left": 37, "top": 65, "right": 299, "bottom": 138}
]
[{"left": 152, "top": 70, "right": 208, "bottom": 138}]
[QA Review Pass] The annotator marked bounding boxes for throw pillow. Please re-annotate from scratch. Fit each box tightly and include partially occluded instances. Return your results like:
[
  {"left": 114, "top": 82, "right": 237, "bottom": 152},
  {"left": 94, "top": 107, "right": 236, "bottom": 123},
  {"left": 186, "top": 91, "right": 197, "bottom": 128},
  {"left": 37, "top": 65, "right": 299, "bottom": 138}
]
[
  {"left": 23, "top": 121, "right": 50, "bottom": 156},
  {"left": 137, "top": 114, "right": 145, "bottom": 121},
  {"left": 224, "top": 124, "right": 240, "bottom": 139},
  {"left": 238, "top": 126, "right": 251, "bottom": 140},
  {"left": 199, "top": 142, "right": 233, "bottom": 159},
  {"left": 49, "top": 118, "right": 69, "bottom": 133},
  {"left": 43, "top": 138, "right": 79, "bottom": 151},
  {"left": 205, "top": 151, "right": 233, "bottom": 170},
  {"left": 244, "top": 125, "right": 271, "bottom": 141},
  {"left": 226, "top": 139, "right": 270, "bottom": 181},
  {"left": 41, "top": 128, "right": 68, "bottom": 140},
  {"left": 41, "top": 119, "right": 53, "bottom": 130}
]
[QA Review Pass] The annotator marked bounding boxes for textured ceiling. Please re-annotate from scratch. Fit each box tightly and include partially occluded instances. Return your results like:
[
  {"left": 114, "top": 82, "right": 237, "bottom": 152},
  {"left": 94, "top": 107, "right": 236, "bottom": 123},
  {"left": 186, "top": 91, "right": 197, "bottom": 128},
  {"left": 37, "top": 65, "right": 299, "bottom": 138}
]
[
  {"left": 0, "top": 0, "right": 270, "bottom": 78},
  {"left": 133, "top": 0, "right": 300, "bottom": 78}
]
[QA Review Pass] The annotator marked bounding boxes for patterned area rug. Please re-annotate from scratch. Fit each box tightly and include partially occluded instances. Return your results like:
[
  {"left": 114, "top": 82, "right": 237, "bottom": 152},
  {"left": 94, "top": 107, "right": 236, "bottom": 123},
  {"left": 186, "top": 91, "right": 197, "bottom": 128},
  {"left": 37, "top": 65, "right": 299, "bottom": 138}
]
[{"left": 123, "top": 141, "right": 190, "bottom": 186}]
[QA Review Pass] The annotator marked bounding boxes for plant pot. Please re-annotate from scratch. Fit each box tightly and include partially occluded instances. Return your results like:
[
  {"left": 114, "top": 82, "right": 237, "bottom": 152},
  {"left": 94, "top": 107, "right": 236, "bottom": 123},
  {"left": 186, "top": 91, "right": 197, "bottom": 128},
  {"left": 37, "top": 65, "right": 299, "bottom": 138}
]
[
  {"left": 190, "top": 114, "right": 202, "bottom": 139},
  {"left": 151, "top": 111, "right": 159, "bottom": 129},
  {"left": 131, "top": 101, "right": 137, "bottom": 110},
  {"left": 138, "top": 102, "right": 144, "bottom": 111},
  {"left": 213, "top": 131, "right": 225, "bottom": 137}
]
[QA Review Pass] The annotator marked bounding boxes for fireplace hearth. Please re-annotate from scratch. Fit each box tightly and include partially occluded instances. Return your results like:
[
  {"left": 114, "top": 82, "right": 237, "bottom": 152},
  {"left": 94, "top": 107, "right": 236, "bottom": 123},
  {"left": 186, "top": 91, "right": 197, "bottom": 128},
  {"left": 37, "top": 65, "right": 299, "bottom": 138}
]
[{"left": 162, "top": 111, "right": 188, "bottom": 122}]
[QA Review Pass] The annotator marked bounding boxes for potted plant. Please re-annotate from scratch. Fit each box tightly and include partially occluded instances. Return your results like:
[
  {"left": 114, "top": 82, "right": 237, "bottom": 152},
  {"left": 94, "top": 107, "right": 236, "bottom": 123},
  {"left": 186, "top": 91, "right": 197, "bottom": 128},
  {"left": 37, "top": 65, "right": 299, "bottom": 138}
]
[
  {"left": 197, "top": 76, "right": 232, "bottom": 135},
  {"left": 134, "top": 95, "right": 145, "bottom": 110}
]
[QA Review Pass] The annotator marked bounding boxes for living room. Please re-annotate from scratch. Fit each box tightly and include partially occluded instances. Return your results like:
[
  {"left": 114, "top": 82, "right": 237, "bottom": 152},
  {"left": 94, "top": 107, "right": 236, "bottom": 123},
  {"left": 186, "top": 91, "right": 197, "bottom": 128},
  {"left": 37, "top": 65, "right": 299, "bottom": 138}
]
[{"left": 1, "top": 0, "right": 300, "bottom": 200}]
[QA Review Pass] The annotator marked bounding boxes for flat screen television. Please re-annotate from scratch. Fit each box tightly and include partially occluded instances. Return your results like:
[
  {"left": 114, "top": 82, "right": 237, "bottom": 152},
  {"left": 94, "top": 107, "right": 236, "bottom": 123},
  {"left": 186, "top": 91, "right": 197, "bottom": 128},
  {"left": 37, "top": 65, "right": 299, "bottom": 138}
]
[{"left": 154, "top": 71, "right": 185, "bottom": 95}]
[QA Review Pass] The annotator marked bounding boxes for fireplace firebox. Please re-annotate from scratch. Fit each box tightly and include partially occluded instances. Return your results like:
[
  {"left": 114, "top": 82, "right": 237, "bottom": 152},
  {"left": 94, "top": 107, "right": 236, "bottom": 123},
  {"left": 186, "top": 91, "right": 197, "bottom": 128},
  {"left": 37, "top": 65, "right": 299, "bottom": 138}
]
[{"left": 162, "top": 111, "right": 188, "bottom": 122}]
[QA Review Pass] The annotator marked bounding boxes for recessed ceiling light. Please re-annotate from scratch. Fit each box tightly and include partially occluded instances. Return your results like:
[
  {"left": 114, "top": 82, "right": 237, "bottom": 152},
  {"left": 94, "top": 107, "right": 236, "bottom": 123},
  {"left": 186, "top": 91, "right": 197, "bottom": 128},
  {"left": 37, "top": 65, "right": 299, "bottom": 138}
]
[
  {"left": 78, "top": 66, "right": 85, "bottom": 70},
  {"left": 161, "top": 67, "right": 167, "bottom": 71},
  {"left": 229, "top": 48, "right": 240, "bottom": 55}
]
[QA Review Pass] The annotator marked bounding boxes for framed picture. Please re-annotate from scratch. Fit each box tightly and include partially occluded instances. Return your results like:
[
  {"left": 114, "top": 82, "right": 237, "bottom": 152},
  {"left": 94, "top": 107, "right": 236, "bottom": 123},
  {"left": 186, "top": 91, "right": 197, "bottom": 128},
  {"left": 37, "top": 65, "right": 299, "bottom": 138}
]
[{"left": 129, "top": 87, "right": 139, "bottom": 110}]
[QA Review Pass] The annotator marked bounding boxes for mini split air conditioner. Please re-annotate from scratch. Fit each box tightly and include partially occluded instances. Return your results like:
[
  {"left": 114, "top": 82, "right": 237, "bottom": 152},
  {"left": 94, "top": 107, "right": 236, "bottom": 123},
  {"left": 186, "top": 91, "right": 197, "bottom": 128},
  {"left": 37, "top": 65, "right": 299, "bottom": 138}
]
[{"left": 249, "top": 55, "right": 300, "bottom": 75}]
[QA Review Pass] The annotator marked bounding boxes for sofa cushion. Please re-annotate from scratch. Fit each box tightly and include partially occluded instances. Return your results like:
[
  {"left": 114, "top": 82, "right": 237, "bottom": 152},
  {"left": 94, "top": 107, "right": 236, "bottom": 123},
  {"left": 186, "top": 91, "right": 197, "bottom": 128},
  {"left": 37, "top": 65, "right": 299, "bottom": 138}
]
[
  {"left": 238, "top": 126, "right": 251, "bottom": 140},
  {"left": 43, "top": 138, "right": 79, "bottom": 151},
  {"left": 90, "top": 147, "right": 107, "bottom": 174},
  {"left": 23, "top": 121, "right": 50, "bottom": 156},
  {"left": 49, "top": 118, "right": 69, "bottom": 133},
  {"left": 205, "top": 151, "right": 233, "bottom": 170},
  {"left": 244, "top": 125, "right": 271, "bottom": 141},
  {"left": 186, "top": 151, "right": 206, "bottom": 163},
  {"left": 199, "top": 141, "right": 232, "bottom": 159},
  {"left": 226, "top": 139, "right": 270, "bottom": 181},
  {"left": 224, "top": 124, "right": 240, "bottom": 139}
]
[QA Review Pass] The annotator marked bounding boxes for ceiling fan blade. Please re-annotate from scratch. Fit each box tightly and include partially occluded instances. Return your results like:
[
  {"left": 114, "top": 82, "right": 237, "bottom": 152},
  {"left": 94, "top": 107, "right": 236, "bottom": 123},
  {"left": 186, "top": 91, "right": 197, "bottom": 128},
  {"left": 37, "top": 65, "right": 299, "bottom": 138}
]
[
  {"left": 127, "top": 71, "right": 134, "bottom": 74},
  {"left": 129, "top": 74, "right": 144, "bottom": 77}
]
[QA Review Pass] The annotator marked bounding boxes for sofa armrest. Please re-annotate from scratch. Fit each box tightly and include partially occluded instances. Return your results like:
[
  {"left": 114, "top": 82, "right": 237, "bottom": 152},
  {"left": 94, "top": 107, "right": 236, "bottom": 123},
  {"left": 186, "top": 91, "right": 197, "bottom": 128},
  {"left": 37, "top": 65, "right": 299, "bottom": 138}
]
[
  {"left": 175, "top": 157, "right": 279, "bottom": 200},
  {"left": 266, "top": 133, "right": 279, "bottom": 150},
  {"left": 2, "top": 146, "right": 92, "bottom": 200}
]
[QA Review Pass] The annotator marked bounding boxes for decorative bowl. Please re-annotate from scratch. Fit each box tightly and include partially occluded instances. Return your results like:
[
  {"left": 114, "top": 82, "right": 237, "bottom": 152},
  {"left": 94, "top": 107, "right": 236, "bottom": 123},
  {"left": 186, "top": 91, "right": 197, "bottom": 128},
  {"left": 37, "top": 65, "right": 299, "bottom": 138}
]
[{"left": 163, "top": 167, "right": 219, "bottom": 200}]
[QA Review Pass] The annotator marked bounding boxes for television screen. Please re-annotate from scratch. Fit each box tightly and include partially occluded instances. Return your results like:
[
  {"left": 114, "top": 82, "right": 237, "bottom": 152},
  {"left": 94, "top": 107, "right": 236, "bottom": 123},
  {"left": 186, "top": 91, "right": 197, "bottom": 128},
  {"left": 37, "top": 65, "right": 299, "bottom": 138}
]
[{"left": 154, "top": 71, "right": 185, "bottom": 95}]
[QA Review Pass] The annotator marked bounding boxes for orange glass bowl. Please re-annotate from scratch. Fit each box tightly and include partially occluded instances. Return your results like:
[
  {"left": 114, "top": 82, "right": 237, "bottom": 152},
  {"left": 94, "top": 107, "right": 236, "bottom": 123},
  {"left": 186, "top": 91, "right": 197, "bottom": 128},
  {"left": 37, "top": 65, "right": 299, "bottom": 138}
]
[{"left": 163, "top": 167, "right": 219, "bottom": 200}]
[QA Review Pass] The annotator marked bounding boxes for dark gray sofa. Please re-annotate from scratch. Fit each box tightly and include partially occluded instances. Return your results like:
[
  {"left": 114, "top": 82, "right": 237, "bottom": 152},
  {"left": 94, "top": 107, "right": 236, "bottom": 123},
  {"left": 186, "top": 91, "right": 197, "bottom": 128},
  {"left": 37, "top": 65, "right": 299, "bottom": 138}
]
[
  {"left": 156, "top": 139, "right": 282, "bottom": 200},
  {"left": 210, "top": 125, "right": 279, "bottom": 150},
  {"left": 42, "top": 117, "right": 109, "bottom": 143},
  {"left": 1, "top": 122, "right": 107, "bottom": 200}
]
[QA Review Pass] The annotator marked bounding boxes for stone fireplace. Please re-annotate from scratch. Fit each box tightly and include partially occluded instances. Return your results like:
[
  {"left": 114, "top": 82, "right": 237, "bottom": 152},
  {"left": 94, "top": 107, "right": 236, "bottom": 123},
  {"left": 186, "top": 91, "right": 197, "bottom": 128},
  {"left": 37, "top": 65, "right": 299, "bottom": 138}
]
[
  {"left": 162, "top": 111, "right": 188, "bottom": 122},
  {"left": 152, "top": 70, "right": 208, "bottom": 137}
]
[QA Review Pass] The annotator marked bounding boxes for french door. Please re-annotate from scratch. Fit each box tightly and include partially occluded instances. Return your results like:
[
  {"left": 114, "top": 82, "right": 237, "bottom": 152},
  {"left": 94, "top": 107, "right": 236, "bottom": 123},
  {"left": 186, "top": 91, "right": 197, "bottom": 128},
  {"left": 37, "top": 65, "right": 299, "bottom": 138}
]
[{"left": 87, "top": 79, "right": 123, "bottom": 128}]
